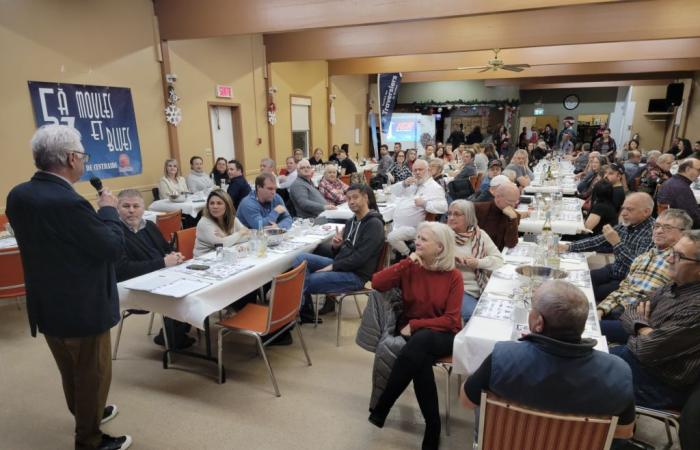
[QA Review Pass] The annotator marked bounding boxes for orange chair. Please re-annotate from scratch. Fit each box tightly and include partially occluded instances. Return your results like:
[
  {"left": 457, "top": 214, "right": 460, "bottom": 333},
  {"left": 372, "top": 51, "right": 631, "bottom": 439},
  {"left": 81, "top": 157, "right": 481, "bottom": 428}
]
[
  {"left": 0, "top": 214, "right": 8, "bottom": 229},
  {"left": 0, "top": 247, "right": 25, "bottom": 308},
  {"left": 314, "top": 243, "right": 389, "bottom": 346},
  {"left": 156, "top": 210, "right": 182, "bottom": 243},
  {"left": 469, "top": 173, "right": 483, "bottom": 192},
  {"left": 477, "top": 391, "right": 619, "bottom": 450},
  {"left": 657, "top": 202, "right": 670, "bottom": 215},
  {"left": 363, "top": 170, "right": 373, "bottom": 185},
  {"left": 174, "top": 228, "right": 196, "bottom": 261},
  {"left": 217, "top": 261, "right": 311, "bottom": 394},
  {"left": 340, "top": 174, "right": 352, "bottom": 185}
]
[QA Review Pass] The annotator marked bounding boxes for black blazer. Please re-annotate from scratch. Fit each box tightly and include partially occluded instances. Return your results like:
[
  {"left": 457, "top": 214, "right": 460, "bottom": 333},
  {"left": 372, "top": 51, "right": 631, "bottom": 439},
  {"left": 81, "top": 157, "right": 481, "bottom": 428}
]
[
  {"left": 6, "top": 172, "right": 124, "bottom": 338},
  {"left": 115, "top": 221, "right": 171, "bottom": 282}
]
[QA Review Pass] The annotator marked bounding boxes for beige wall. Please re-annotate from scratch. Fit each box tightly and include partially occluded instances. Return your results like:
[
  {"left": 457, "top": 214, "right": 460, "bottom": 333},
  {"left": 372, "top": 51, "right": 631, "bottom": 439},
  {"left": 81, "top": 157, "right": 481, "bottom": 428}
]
[
  {"left": 168, "top": 34, "right": 269, "bottom": 178},
  {"left": 629, "top": 85, "right": 671, "bottom": 152},
  {"left": 0, "top": 0, "right": 170, "bottom": 211},
  {"left": 269, "top": 61, "right": 329, "bottom": 165},
  {"left": 330, "top": 75, "right": 370, "bottom": 158},
  {"left": 685, "top": 72, "right": 700, "bottom": 144}
]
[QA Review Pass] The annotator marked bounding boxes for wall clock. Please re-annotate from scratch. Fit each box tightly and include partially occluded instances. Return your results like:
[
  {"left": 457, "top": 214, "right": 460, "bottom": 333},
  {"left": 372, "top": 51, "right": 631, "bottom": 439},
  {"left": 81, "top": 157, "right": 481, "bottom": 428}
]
[{"left": 563, "top": 94, "right": 579, "bottom": 110}]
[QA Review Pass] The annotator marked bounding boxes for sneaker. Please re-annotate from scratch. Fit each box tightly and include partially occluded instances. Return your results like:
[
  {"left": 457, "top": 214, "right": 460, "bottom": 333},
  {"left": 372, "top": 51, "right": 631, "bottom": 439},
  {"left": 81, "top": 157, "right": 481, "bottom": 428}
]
[
  {"left": 101, "top": 404, "right": 118, "bottom": 424},
  {"left": 97, "top": 434, "right": 132, "bottom": 450},
  {"left": 318, "top": 296, "right": 336, "bottom": 315}
]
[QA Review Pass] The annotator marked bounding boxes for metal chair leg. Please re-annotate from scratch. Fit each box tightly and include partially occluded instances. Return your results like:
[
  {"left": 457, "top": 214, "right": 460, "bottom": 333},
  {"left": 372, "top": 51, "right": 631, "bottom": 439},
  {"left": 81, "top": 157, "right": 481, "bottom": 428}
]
[
  {"left": 112, "top": 310, "right": 128, "bottom": 360},
  {"left": 336, "top": 297, "right": 344, "bottom": 347},
  {"left": 314, "top": 294, "right": 320, "bottom": 328},
  {"left": 255, "top": 334, "right": 280, "bottom": 397},
  {"left": 295, "top": 323, "right": 312, "bottom": 366},
  {"left": 444, "top": 364, "right": 452, "bottom": 436},
  {"left": 353, "top": 294, "right": 363, "bottom": 317},
  {"left": 147, "top": 312, "right": 155, "bottom": 335},
  {"left": 217, "top": 328, "right": 225, "bottom": 384},
  {"left": 161, "top": 315, "right": 172, "bottom": 366}
]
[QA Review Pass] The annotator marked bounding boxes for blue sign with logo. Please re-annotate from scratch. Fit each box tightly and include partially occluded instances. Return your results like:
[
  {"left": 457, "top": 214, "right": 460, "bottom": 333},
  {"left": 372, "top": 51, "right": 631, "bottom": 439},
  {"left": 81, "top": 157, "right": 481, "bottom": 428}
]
[
  {"left": 378, "top": 73, "right": 402, "bottom": 131},
  {"left": 28, "top": 81, "right": 143, "bottom": 180}
]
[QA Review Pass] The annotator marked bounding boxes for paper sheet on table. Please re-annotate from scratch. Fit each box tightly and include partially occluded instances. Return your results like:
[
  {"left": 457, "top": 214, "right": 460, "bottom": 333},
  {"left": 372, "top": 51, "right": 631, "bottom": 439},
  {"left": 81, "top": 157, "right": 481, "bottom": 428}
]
[
  {"left": 151, "top": 279, "right": 211, "bottom": 297},
  {"left": 121, "top": 272, "right": 185, "bottom": 291}
]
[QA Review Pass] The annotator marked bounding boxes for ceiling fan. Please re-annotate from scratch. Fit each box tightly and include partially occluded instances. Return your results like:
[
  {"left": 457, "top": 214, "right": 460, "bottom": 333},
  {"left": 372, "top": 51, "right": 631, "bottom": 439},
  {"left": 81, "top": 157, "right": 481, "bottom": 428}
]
[{"left": 457, "top": 49, "right": 530, "bottom": 72}]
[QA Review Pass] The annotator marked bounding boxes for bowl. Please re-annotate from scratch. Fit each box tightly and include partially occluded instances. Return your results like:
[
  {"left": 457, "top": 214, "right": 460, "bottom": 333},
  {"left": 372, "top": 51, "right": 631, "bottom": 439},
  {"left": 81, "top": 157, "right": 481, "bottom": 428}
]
[
  {"left": 169, "top": 193, "right": 186, "bottom": 203},
  {"left": 515, "top": 265, "right": 568, "bottom": 280},
  {"left": 264, "top": 228, "right": 286, "bottom": 246}
]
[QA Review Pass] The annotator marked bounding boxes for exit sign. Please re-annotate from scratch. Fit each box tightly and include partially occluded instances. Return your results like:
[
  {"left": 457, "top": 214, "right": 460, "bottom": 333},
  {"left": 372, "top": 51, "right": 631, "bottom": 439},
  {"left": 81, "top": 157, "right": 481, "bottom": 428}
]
[{"left": 216, "top": 85, "right": 233, "bottom": 98}]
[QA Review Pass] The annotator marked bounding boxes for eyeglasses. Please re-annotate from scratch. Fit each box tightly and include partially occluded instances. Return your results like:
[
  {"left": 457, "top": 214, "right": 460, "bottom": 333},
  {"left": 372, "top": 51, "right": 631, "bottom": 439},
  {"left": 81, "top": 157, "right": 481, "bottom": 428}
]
[
  {"left": 669, "top": 250, "right": 700, "bottom": 264},
  {"left": 653, "top": 223, "right": 683, "bottom": 232},
  {"left": 71, "top": 151, "right": 90, "bottom": 163}
]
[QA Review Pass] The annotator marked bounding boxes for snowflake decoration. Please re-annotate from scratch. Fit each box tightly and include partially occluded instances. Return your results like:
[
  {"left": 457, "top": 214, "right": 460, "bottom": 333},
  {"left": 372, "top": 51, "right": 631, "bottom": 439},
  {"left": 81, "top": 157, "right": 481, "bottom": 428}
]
[{"left": 165, "top": 104, "right": 182, "bottom": 126}]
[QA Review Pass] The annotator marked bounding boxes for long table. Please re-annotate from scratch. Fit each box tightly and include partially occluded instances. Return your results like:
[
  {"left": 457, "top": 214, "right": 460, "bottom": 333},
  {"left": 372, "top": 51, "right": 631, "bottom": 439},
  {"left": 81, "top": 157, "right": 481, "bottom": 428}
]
[
  {"left": 452, "top": 242, "right": 607, "bottom": 376},
  {"left": 525, "top": 160, "right": 578, "bottom": 196},
  {"left": 517, "top": 196, "right": 586, "bottom": 235},
  {"left": 149, "top": 197, "right": 207, "bottom": 218}
]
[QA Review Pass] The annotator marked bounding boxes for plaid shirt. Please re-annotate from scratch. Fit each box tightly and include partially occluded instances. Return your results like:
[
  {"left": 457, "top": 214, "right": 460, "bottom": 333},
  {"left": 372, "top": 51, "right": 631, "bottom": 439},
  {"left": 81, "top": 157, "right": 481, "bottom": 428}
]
[
  {"left": 621, "top": 281, "right": 700, "bottom": 388},
  {"left": 597, "top": 247, "right": 672, "bottom": 316},
  {"left": 569, "top": 216, "right": 655, "bottom": 279}
]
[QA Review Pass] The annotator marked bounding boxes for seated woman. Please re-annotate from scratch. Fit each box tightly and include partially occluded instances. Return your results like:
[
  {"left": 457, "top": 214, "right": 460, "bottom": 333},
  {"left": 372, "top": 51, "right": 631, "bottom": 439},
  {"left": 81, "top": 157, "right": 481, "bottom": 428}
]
[
  {"left": 505, "top": 149, "right": 534, "bottom": 187},
  {"left": 576, "top": 155, "right": 605, "bottom": 197},
  {"left": 318, "top": 164, "right": 349, "bottom": 205},
  {"left": 194, "top": 189, "right": 250, "bottom": 257},
  {"left": 447, "top": 200, "right": 503, "bottom": 322},
  {"left": 309, "top": 147, "right": 324, "bottom": 166},
  {"left": 369, "top": 222, "right": 463, "bottom": 450},
  {"left": 210, "top": 157, "right": 229, "bottom": 188},
  {"left": 390, "top": 150, "right": 412, "bottom": 182},
  {"left": 585, "top": 180, "right": 619, "bottom": 234},
  {"left": 159, "top": 159, "right": 189, "bottom": 197}
]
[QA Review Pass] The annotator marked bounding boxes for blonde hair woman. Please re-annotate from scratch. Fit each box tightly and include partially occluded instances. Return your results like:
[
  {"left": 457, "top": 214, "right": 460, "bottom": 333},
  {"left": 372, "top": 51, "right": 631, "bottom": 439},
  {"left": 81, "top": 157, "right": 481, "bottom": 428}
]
[
  {"left": 369, "top": 221, "right": 463, "bottom": 449},
  {"left": 159, "top": 159, "right": 189, "bottom": 197},
  {"left": 318, "top": 164, "right": 349, "bottom": 205},
  {"left": 194, "top": 189, "right": 250, "bottom": 257}
]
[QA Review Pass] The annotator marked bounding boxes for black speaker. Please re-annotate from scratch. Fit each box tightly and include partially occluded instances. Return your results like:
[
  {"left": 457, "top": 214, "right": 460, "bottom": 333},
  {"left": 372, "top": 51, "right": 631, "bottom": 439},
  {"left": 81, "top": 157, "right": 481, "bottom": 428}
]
[
  {"left": 648, "top": 99, "right": 670, "bottom": 113},
  {"left": 666, "top": 83, "right": 684, "bottom": 106}
]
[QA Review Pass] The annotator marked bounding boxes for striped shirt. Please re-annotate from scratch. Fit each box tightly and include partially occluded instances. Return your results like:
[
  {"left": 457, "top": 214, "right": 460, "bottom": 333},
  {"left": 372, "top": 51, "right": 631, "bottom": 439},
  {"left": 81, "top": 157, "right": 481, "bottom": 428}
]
[
  {"left": 621, "top": 281, "right": 700, "bottom": 388},
  {"left": 569, "top": 216, "right": 654, "bottom": 279},
  {"left": 597, "top": 247, "right": 672, "bottom": 316}
]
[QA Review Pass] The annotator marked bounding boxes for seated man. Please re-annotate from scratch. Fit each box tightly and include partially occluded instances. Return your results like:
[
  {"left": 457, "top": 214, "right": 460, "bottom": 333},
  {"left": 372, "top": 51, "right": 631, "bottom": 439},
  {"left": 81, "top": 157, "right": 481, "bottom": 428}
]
[
  {"left": 598, "top": 209, "right": 692, "bottom": 344},
  {"left": 293, "top": 184, "right": 385, "bottom": 323},
  {"left": 624, "top": 150, "right": 642, "bottom": 185},
  {"left": 611, "top": 230, "right": 700, "bottom": 410},
  {"left": 337, "top": 148, "right": 358, "bottom": 175},
  {"left": 454, "top": 148, "right": 477, "bottom": 180},
  {"left": 473, "top": 182, "right": 523, "bottom": 251},
  {"left": 260, "top": 158, "right": 276, "bottom": 176},
  {"left": 470, "top": 174, "right": 510, "bottom": 203},
  {"left": 114, "top": 189, "right": 193, "bottom": 349},
  {"left": 478, "top": 159, "right": 503, "bottom": 192},
  {"left": 657, "top": 158, "right": 700, "bottom": 229},
  {"left": 387, "top": 159, "right": 448, "bottom": 257},
  {"left": 561, "top": 193, "right": 655, "bottom": 302},
  {"left": 226, "top": 159, "right": 251, "bottom": 210},
  {"left": 185, "top": 155, "right": 214, "bottom": 193},
  {"left": 237, "top": 173, "right": 293, "bottom": 230},
  {"left": 289, "top": 159, "right": 336, "bottom": 219},
  {"left": 460, "top": 280, "right": 635, "bottom": 440}
]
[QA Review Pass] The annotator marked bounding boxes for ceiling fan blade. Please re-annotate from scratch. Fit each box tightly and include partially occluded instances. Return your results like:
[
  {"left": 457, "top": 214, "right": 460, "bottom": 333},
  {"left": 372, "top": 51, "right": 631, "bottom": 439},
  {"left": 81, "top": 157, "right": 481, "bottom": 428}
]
[
  {"left": 457, "top": 65, "right": 489, "bottom": 71},
  {"left": 501, "top": 66, "right": 524, "bottom": 72},
  {"left": 478, "top": 67, "right": 493, "bottom": 73}
]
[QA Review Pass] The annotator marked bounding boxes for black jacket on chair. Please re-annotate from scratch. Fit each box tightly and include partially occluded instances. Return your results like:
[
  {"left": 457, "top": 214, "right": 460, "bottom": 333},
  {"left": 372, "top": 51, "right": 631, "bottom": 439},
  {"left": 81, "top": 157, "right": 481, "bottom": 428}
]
[{"left": 6, "top": 171, "right": 124, "bottom": 338}]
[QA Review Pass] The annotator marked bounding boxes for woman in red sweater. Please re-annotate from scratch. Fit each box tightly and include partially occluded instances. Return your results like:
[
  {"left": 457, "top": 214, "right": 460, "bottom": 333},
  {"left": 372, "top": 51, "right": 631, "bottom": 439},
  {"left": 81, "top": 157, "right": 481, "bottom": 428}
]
[{"left": 368, "top": 222, "right": 463, "bottom": 450}]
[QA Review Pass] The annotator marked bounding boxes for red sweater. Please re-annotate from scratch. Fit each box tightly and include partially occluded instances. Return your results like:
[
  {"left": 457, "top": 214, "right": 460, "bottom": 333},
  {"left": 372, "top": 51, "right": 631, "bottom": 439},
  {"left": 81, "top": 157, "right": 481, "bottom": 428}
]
[{"left": 372, "top": 258, "right": 463, "bottom": 334}]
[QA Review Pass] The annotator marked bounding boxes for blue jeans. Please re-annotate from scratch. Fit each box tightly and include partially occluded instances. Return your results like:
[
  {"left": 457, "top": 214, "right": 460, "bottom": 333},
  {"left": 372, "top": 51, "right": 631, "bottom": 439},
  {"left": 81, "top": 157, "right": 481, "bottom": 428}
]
[
  {"left": 292, "top": 253, "right": 365, "bottom": 301},
  {"left": 600, "top": 319, "right": 629, "bottom": 345},
  {"left": 610, "top": 345, "right": 689, "bottom": 410},
  {"left": 461, "top": 292, "right": 479, "bottom": 323}
]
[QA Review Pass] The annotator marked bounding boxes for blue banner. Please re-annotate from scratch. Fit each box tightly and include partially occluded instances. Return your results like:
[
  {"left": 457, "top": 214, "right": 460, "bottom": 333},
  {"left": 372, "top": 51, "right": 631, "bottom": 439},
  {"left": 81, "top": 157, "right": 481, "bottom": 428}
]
[
  {"left": 28, "top": 81, "right": 143, "bottom": 181},
  {"left": 378, "top": 73, "right": 401, "bottom": 131},
  {"left": 369, "top": 110, "right": 379, "bottom": 159}
]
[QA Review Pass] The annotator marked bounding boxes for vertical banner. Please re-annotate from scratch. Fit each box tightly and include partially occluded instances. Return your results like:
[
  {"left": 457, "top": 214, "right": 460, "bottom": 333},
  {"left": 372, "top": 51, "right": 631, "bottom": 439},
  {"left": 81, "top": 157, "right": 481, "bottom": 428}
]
[
  {"left": 27, "top": 81, "right": 143, "bottom": 181},
  {"left": 378, "top": 73, "right": 402, "bottom": 132},
  {"left": 369, "top": 110, "right": 379, "bottom": 159}
]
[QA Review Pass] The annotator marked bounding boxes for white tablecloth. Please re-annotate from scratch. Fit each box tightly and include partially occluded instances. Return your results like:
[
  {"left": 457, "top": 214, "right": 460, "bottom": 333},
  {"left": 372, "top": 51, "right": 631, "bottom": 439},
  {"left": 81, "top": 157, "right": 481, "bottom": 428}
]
[
  {"left": 118, "top": 226, "right": 336, "bottom": 330},
  {"left": 0, "top": 236, "right": 17, "bottom": 249},
  {"left": 149, "top": 198, "right": 207, "bottom": 218},
  {"left": 517, "top": 197, "right": 585, "bottom": 235},
  {"left": 452, "top": 242, "right": 607, "bottom": 376},
  {"left": 694, "top": 188, "right": 700, "bottom": 204},
  {"left": 319, "top": 202, "right": 395, "bottom": 223},
  {"left": 526, "top": 160, "right": 578, "bottom": 195}
]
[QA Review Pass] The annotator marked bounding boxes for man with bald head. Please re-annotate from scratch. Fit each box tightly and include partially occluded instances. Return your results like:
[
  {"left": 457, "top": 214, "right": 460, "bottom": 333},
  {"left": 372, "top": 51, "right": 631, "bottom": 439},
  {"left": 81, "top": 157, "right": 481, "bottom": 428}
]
[
  {"left": 562, "top": 192, "right": 655, "bottom": 302},
  {"left": 387, "top": 158, "right": 448, "bottom": 257},
  {"left": 473, "top": 182, "right": 525, "bottom": 250},
  {"left": 460, "top": 280, "right": 635, "bottom": 439}
]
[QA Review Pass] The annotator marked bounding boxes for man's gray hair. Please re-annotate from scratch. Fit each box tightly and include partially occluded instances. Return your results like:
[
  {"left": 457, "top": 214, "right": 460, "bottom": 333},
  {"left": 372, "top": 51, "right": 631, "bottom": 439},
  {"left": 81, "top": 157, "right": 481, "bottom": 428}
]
[
  {"left": 628, "top": 192, "right": 655, "bottom": 212},
  {"left": 31, "top": 124, "right": 82, "bottom": 171},
  {"left": 117, "top": 189, "right": 143, "bottom": 201},
  {"left": 646, "top": 150, "right": 661, "bottom": 161},
  {"left": 260, "top": 158, "right": 275, "bottom": 168},
  {"left": 449, "top": 200, "right": 478, "bottom": 229},
  {"left": 659, "top": 208, "right": 693, "bottom": 231},
  {"left": 533, "top": 280, "right": 589, "bottom": 340}
]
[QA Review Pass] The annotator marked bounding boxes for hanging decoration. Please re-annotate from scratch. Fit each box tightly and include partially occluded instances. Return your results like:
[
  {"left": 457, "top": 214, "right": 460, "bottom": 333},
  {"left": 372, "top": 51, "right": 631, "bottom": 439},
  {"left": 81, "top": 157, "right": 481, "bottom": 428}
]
[
  {"left": 329, "top": 94, "right": 337, "bottom": 125},
  {"left": 164, "top": 82, "right": 182, "bottom": 126},
  {"left": 408, "top": 98, "right": 520, "bottom": 111},
  {"left": 267, "top": 86, "right": 277, "bottom": 125}
]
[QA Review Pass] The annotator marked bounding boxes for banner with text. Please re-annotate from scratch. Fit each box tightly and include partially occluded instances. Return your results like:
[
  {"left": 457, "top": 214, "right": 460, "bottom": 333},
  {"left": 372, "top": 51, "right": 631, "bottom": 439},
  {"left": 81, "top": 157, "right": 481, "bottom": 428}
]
[
  {"left": 28, "top": 81, "right": 143, "bottom": 180},
  {"left": 378, "top": 73, "right": 402, "bottom": 132}
]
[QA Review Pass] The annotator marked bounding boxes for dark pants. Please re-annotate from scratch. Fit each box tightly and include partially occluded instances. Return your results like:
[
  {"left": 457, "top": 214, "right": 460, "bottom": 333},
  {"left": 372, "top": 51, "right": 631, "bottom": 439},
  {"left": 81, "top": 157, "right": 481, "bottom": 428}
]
[
  {"left": 680, "top": 381, "right": 700, "bottom": 449},
  {"left": 600, "top": 319, "right": 630, "bottom": 345},
  {"left": 372, "top": 328, "right": 454, "bottom": 444},
  {"left": 590, "top": 265, "right": 623, "bottom": 303},
  {"left": 45, "top": 330, "right": 112, "bottom": 450},
  {"left": 610, "top": 345, "right": 689, "bottom": 410}
]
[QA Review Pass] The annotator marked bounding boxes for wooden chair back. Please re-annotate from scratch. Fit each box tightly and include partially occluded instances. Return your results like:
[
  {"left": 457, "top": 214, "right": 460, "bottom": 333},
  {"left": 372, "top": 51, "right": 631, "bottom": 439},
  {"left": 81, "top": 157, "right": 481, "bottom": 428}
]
[
  {"left": 174, "top": 227, "right": 196, "bottom": 261},
  {"left": 478, "top": 392, "right": 617, "bottom": 450},
  {"left": 374, "top": 242, "right": 390, "bottom": 273},
  {"left": 266, "top": 261, "right": 307, "bottom": 335},
  {"left": 0, "top": 248, "right": 26, "bottom": 298},
  {"left": 0, "top": 214, "right": 8, "bottom": 229},
  {"left": 156, "top": 210, "right": 182, "bottom": 243},
  {"left": 340, "top": 174, "right": 352, "bottom": 185},
  {"left": 363, "top": 170, "right": 373, "bottom": 185},
  {"left": 657, "top": 202, "right": 670, "bottom": 215},
  {"left": 469, "top": 173, "right": 484, "bottom": 192}
]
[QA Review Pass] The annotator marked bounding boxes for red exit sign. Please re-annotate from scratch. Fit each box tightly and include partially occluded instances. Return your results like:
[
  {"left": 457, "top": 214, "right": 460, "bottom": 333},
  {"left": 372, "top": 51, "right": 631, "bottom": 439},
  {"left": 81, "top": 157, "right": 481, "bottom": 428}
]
[{"left": 216, "top": 85, "right": 233, "bottom": 98}]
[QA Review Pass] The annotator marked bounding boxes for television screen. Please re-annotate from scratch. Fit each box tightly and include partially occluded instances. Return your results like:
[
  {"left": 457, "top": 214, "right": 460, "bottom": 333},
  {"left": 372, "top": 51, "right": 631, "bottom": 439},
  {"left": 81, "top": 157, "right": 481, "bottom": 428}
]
[{"left": 385, "top": 115, "right": 418, "bottom": 143}]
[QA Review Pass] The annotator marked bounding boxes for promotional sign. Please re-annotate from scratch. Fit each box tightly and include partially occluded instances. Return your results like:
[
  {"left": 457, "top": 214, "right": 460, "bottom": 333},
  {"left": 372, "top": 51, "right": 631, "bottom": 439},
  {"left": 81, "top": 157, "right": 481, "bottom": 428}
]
[
  {"left": 369, "top": 110, "right": 379, "bottom": 159},
  {"left": 28, "top": 81, "right": 143, "bottom": 180},
  {"left": 384, "top": 113, "right": 436, "bottom": 155},
  {"left": 378, "top": 73, "right": 402, "bottom": 131}
]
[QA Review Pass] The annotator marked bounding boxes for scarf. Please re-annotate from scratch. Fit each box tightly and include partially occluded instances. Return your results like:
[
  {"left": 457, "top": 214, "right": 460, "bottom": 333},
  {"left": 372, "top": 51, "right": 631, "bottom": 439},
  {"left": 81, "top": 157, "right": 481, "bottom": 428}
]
[{"left": 455, "top": 226, "right": 490, "bottom": 291}]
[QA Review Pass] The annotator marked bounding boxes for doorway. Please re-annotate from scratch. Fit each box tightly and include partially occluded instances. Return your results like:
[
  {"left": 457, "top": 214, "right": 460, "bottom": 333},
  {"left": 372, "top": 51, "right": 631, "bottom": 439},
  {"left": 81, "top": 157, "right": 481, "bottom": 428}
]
[
  {"left": 208, "top": 103, "right": 245, "bottom": 169},
  {"left": 291, "top": 95, "right": 312, "bottom": 157}
]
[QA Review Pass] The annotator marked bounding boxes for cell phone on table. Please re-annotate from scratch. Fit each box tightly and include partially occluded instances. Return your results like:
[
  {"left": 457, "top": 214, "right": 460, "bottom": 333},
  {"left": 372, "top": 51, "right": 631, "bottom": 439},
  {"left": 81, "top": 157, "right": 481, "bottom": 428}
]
[{"left": 186, "top": 264, "right": 210, "bottom": 270}]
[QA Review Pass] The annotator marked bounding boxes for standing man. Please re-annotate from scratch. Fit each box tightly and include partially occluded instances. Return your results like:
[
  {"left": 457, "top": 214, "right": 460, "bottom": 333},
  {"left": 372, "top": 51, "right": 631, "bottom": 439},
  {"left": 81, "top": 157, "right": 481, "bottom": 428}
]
[
  {"left": 6, "top": 125, "right": 132, "bottom": 450},
  {"left": 226, "top": 159, "right": 251, "bottom": 210}
]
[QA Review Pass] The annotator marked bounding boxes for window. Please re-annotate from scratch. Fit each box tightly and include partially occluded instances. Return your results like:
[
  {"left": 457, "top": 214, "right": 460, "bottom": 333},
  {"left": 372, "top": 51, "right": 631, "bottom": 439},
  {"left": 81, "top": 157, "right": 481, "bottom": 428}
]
[{"left": 291, "top": 96, "right": 311, "bottom": 156}]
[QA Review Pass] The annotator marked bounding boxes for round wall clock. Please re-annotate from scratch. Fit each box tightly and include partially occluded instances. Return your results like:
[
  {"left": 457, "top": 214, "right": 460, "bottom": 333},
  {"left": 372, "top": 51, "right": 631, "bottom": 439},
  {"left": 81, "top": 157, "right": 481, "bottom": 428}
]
[{"left": 563, "top": 94, "right": 580, "bottom": 110}]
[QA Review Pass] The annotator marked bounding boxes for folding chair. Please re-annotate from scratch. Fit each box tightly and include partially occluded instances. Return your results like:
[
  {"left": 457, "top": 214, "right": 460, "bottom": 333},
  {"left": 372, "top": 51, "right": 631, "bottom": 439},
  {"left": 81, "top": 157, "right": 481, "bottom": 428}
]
[
  {"left": 156, "top": 209, "right": 182, "bottom": 243},
  {"left": 0, "top": 248, "right": 25, "bottom": 309}
]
